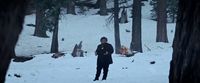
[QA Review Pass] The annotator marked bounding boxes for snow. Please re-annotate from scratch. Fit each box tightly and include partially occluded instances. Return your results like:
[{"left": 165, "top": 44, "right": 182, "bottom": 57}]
[
  {"left": 6, "top": 1, "right": 175, "bottom": 83},
  {"left": 6, "top": 50, "right": 172, "bottom": 83}
]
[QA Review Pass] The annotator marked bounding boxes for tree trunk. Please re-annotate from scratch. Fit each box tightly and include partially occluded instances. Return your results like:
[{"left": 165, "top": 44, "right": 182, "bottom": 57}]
[
  {"left": 94, "top": 0, "right": 100, "bottom": 9},
  {"left": 130, "top": 0, "right": 143, "bottom": 53},
  {"left": 99, "top": 0, "right": 108, "bottom": 16},
  {"left": 172, "top": 13, "right": 176, "bottom": 23},
  {"left": 156, "top": 0, "right": 168, "bottom": 43},
  {"left": 67, "top": 0, "right": 76, "bottom": 15},
  {"left": 0, "top": 1, "right": 26, "bottom": 83},
  {"left": 11, "top": 48, "right": 16, "bottom": 58},
  {"left": 34, "top": 5, "right": 48, "bottom": 38},
  {"left": 114, "top": 0, "right": 121, "bottom": 54},
  {"left": 25, "top": 0, "right": 35, "bottom": 15},
  {"left": 169, "top": 0, "right": 200, "bottom": 83},
  {"left": 119, "top": 7, "right": 128, "bottom": 23},
  {"left": 50, "top": 8, "right": 60, "bottom": 53}
]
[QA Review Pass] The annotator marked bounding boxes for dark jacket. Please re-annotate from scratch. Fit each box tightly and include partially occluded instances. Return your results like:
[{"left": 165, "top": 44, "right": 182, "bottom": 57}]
[{"left": 96, "top": 43, "right": 114, "bottom": 65}]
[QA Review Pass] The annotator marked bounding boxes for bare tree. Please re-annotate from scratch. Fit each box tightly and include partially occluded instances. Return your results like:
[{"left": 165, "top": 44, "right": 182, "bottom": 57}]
[
  {"left": 156, "top": 0, "right": 168, "bottom": 43},
  {"left": 130, "top": 0, "right": 142, "bottom": 53},
  {"left": 169, "top": 0, "right": 200, "bottom": 83},
  {"left": 0, "top": 0, "right": 26, "bottom": 83},
  {"left": 114, "top": 0, "right": 121, "bottom": 54}
]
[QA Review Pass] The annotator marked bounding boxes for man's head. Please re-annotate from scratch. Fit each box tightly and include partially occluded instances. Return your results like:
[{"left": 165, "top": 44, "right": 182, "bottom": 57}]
[{"left": 100, "top": 37, "right": 108, "bottom": 44}]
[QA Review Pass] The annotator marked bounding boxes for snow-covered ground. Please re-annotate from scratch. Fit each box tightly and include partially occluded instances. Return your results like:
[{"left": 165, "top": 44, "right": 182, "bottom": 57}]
[{"left": 6, "top": 1, "right": 176, "bottom": 83}]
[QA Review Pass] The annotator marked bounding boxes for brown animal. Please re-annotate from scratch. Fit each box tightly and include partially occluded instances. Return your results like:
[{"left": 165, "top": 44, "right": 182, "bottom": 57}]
[{"left": 0, "top": 0, "right": 26, "bottom": 83}]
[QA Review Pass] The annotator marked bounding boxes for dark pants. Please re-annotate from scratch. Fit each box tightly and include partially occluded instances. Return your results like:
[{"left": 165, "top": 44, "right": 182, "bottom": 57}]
[{"left": 95, "top": 64, "right": 110, "bottom": 80}]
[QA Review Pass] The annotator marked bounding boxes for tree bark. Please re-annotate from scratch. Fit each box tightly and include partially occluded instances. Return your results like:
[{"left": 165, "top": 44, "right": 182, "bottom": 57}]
[
  {"left": 130, "top": 0, "right": 143, "bottom": 53},
  {"left": 50, "top": 8, "right": 60, "bottom": 53},
  {"left": 95, "top": 0, "right": 100, "bottom": 9},
  {"left": 169, "top": 0, "right": 200, "bottom": 83},
  {"left": 67, "top": 0, "right": 76, "bottom": 15},
  {"left": 0, "top": 1, "right": 26, "bottom": 83},
  {"left": 34, "top": 5, "right": 48, "bottom": 38},
  {"left": 99, "top": 0, "right": 108, "bottom": 16},
  {"left": 114, "top": 0, "right": 121, "bottom": 54},
  {"left": 11, "top": 48, "right": 16, "bottom": 58},
  {"left": 25, "top": 0, "right": 35, "bottom": 15},
  {"left": 172, "top": 13, "right": 176, "bottom": 23},
  {"left": 156, "top": 0, "right": 168, "bottom": 43}
]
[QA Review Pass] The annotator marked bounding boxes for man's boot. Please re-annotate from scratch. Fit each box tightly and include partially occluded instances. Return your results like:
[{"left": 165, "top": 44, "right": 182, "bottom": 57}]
[{"left": 93, "top": 77, "right": 99, "bottom": 81}]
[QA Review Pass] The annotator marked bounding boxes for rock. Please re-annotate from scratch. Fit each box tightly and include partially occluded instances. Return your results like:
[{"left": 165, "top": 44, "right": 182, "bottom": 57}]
[
  {"left": 131, "top": 59, "right": 134, "bottom": 63},
  {"left": 13, "top": 56, "right": 34, "bottom": 62},
  {"left": 8, "top": 74, "right": 11, "bottom": 77},
  {"left": 14, "top": 74, "right": 21, "bottom": 78},
  {"left": 26, "top": 24, "right": 35, "bottom": 27},
  {"left": 125, "top": 29, "right": 131, "bottom": 33},
  {"left": 71, "top": 41, "right": 84, "bottom": 57},
  {"left": 61, "top": 38, "right": 64, "bottom": 41},
  {"left": 37, "top": 46, "right": 42, "bottom": 48},
  {"left": 52, "top": 52, "right": 65, "bottom": 58},
  {"left": 150, "top": 61, "right": 156, "bottom": 64}
]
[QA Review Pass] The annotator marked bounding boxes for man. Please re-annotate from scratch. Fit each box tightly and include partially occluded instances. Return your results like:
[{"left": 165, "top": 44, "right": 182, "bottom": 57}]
[{"left": 94, "top": 37, "right": 114, "bottom": 81}]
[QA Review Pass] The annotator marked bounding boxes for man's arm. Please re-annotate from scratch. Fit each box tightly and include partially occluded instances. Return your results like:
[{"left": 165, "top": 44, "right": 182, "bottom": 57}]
[
  {"left": 108, "top": 44, "right": 114, "bottom": 55},
  {"left": 95, "top": 45, "right": 100, "bottom": 56},
  {"left": 110, "top": 44, "right": 114, "bottom": 54}
]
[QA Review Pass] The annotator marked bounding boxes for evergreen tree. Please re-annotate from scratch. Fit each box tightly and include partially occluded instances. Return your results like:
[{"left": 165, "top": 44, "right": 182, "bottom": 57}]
[
  {"left": 156, "top": 0, "right": 168, "bottom": 43},
  {"left": 99, "top": 0, "right": 108, "bottom": 15},
  {"left": 114, "top": 0, "right": 121, "bottom": 54},
  {"left": 35, "top": 0, "right": 67, "bottom": 52},
  {"left": 149, "top": 0, "right": 157, "bottom": 21},
  {"left": 67, "top": 0, "right": 76, "bottom": 15},
  {"left": 150, "top": 0, "right": 178, "bottom": 23},
  {"left": 130, "top": 0, "right": 143, "bottom": 52},
  {"left": 34, "top": 0, "right": 67, "bottom": 37},
  {"left": 169, "top": 0, "right": 200, "bottom": 83},
  {"left": 46, "top": 0, "right": 67, "bottom": 53},
  {"left": 0, "top": 0, "right": 26, "bottom": 83},
  {"left": 167, "top": 0, "right": 178, "bottom": 23},
  {"left": 34, "top": 0, "right": 50, "bottom": 37}
]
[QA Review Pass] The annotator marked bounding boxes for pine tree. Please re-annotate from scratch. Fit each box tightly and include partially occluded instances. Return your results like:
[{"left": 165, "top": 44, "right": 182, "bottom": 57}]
[
  {"left": 156, "top": 0, "right": 168, "bottom": 43},
  {"left": 167, "top": 0, "right": 178, "bottom": 23},
  {"left": 150, "top": 0, "right": 178, "bottom": 22},
  {"left": 99, "top": 0, "right": 108, "bottom": 15},
  {"left": 67, "top": 0, "right": 76, "bottom": 15},
  {"left": 47, "top": 0, "right": 67, "bottom": 53},
  {"left": 149, "top": 0, "right": 158, "bottom": 21},
  {"left": 34, "top": 0, "right": 50, "bottom": 37},
  {"left": 130, "top": 0, "right": 143, "bottom": 52},
  {"left": 169, "top": 0, "right": 200, "bottom": 83},
  {"left": 35, "top": 0, "right": 67, "bottom": 52},
  {"left": 0, "top": 0, "right": 26, "bottom": 83},
  {"left": 34, "top": 0, "right": 67, "bottom": 38},
  {"left": 114, "top": 0, "right": 121, "bottom": 54}
]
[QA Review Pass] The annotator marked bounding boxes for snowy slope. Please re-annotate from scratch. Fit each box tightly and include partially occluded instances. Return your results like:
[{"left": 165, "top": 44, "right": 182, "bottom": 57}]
[
  {"left": 6, "top": 49, "right": 172, "bottom": 83},
  {"left": 6, "top": 1, "right": 175, "bottom": 83}
]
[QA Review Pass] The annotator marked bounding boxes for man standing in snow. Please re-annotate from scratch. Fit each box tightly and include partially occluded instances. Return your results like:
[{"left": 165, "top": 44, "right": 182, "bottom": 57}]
[{"left": 94, "top": 37, "right": 114, "bottom": 81}]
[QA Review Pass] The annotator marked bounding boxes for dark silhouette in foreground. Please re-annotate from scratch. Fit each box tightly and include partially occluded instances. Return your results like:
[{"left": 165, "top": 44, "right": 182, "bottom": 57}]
[
  {"left": 169, "top": 0, "right": 200, "bottom": 83},
  {"left": 0, "top": 1, "right": 26, "bottom": 83}
]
